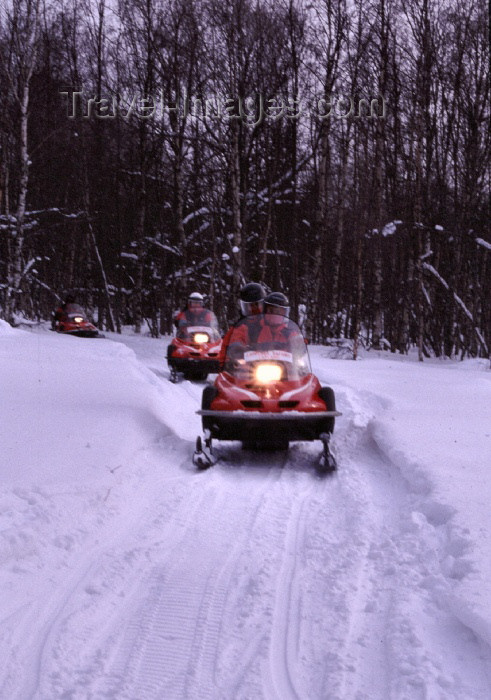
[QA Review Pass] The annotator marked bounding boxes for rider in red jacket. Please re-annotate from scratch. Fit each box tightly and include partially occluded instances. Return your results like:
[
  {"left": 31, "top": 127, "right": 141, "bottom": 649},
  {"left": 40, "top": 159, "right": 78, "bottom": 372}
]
[
  {"left": 174, "top": 292, "right": 218, "bottom": 331},
  {"left": 52, "top": 293, "right": 76, "bottom": 329},
  {"left": 218, "top": 282, "right": 266, "bottom": 368},
  {"left": 224, "top": 292, "right": 298, "bottom": 364}
]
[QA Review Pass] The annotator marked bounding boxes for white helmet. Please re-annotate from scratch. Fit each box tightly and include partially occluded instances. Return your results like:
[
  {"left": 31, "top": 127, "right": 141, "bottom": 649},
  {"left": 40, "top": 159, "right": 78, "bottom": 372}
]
[{"left": 188, "top": 292, "right": 204, "bottom": 308}]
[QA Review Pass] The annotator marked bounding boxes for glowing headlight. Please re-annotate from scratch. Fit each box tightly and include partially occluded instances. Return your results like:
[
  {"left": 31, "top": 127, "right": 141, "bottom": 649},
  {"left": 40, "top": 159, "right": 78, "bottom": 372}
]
[
  {"left": 73, "top": 316, "right": 84, "bottom": 323},
  {"left": 193, "top": 332, "right": 209, "bottom": 344},
  {"left": 255, "top": 363, "right": 282, "bottom": 383}
]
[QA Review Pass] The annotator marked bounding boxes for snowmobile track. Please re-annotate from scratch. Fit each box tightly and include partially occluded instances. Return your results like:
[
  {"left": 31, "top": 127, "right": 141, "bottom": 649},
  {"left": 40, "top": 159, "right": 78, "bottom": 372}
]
[{"left": 85, "top": 466, "right": 291, "bottom": 699}]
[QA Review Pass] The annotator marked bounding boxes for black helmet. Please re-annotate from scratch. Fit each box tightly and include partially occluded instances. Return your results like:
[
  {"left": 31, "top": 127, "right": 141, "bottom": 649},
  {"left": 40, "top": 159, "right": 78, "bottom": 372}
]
[
  {"left": 64, "top": 293, "right": 75, "bottom": 304},
  {"left": 264, "top": 291, "right": 290, "bottom": 318},
  {"left": 239, "top": 282, "right": 265, "bottom": 316}
]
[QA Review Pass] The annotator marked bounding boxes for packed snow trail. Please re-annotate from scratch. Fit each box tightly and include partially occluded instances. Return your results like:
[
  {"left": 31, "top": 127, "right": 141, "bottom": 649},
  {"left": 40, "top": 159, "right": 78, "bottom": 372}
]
[{"left": 1, "top": 323, "right": 490, "bottom": 699}]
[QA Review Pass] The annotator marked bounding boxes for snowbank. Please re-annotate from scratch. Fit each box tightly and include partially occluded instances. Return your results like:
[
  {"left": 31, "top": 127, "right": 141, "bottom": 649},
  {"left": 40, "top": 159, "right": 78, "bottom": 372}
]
[
  {"left": 0, "top": 319, "right": 20, "bottom": 336},
  {"left": 312, "top": 348, "right": 491, "bottom": 650}
]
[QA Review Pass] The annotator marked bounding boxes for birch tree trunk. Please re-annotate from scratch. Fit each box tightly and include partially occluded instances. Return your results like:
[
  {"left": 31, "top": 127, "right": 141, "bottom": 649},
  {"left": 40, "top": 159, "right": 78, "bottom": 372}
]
[
  {"left": 309, "top": 0, "right": 347, "bottom": 339},
  {"left": 258, "top": 177, "right": 273, "bottom": 285},
  {"left": 230, "top": 117, "right": 243, "bottom": 295},
  {"left": 5, "top": 0, "right": 40, "bottom": 322},
  {"left": 9, "top": 85, "right": 30, "bottom": 315},
  {"left": 371, "top": 0, "right": 389, "bottom": 349},
  {"left": 287, "top": 0, "right": 302, "bottom": 322},
  {"left": 311, "top": 122, "right": 330, "bottom": 341},
  {"left": 133, "top": 196, "right": 146, "bottom": 334},
  {"left": 330, "top": 130, "right": 350, "bottom": 336},
  {"left": 352, "top": 231, "right": 364, "bottom": 360}
]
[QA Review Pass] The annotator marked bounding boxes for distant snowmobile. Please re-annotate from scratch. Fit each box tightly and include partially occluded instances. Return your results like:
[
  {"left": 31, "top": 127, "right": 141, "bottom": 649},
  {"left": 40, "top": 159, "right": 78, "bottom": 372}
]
[
  {"left": 166, "top": 325, "right": 222, "bottom": 382},
  {"left": 51, "top": 303, "right": 102, "bottom": 338},
  {"left": 192, "top": 313, "right": 341, "bottom": 472}
]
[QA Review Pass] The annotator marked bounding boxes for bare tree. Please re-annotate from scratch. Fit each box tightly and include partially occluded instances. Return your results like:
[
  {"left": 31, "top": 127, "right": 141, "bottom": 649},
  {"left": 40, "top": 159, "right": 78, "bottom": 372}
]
[{"left": 3, "top": 0, "right": 41, "bottom": 322}]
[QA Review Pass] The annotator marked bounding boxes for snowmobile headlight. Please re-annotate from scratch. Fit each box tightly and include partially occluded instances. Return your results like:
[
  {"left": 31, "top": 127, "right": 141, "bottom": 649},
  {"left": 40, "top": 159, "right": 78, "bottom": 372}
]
[
  {"left": 193, "top": 332, "right": 210, "bottom": 344},
  {"left": 73, "top": 316, "right": 84, "bottom": 323},
  {"left": 255, "top": 363, "right": 282, "bottom": 383}
]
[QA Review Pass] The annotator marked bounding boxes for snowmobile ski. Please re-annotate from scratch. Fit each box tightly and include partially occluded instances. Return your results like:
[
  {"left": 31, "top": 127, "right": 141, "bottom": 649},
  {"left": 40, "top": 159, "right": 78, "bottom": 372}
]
[
  {"left": 317, "top": 432, "right": 337, "bottom": 474},
  {"left": 192, "top": 435, "right": 215, "bottom": 470}
]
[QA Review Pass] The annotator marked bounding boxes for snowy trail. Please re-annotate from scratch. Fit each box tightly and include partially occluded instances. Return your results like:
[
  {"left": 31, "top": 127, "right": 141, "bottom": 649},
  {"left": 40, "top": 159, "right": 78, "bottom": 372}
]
[
  {"left": 28, "top": 431, "right": 483, "bottom": 699},
  {"left": 322, "top": 379, "right": 491, "bottom": 700},
  {"left": 1, "top": 326, "right": 491, "bottom": 699}
]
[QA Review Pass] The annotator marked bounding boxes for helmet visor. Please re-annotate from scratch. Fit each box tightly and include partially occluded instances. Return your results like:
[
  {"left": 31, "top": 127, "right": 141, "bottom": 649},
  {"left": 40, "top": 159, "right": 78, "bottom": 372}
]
[
  {"left": 240, "top": 299, "right": 264, "bottom": 316},
  {"left": 265, "top": 303, "right": 289, "bottom": 317}
]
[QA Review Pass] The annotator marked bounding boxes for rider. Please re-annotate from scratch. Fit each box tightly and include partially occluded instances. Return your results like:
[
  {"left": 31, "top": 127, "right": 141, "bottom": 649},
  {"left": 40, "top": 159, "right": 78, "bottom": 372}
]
[
  {"left": 225, "top": 290, "right": 300, "bottom": 364},
  {"left": 218, "top": 282, "right": 266, "bottom": 368},
  {"left": 52, "top": 293, "right": 76, "bottom": 329},
  {"left": 256, "top": 292, "right": 296, "bottom": 346},
  {"left": 173, "top": 292, "right": 218, "bottom": 331}
]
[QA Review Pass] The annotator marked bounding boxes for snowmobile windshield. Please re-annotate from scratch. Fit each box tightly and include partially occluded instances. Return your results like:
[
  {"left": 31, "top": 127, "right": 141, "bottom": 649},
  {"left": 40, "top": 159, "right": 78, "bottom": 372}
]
[
  {"left": 207, "top": 312, "right": 219, "bottom": 330},
  {"left": 177, "top": 324, "right": 221, "bottom": 342},
  {"left": 64, "top": 304, "right": 85, "bottom": 315},
  {"left": 224, "top": 314, "right": 311, "bottom": 382},
  {"left": 177, "top": 309, "right": 219, "bottom": 333}
]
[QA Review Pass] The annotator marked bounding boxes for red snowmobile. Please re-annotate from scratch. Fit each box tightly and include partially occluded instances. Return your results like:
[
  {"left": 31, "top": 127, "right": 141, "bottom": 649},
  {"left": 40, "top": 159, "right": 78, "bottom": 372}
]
[
  {"left": 167, "top": 325, "right": 222, "bottom": 382},
  {"left": 52, "top": 303, "right": 101, "bottom": 338},
  {"left": 193, "top": 313, "right": 341, "bottom": 472}
]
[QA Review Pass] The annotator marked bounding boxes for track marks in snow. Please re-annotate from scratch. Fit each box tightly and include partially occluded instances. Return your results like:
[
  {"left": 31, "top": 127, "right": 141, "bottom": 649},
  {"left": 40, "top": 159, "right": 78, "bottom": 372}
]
[
  {"left": 81, "top": 454, "right": 345, "bottom": 700},
  {"left": 266, "top": 492, "right": 307, "bottom": 700},
  {"left": 332, "top": 389, "right": 491, "bottom": 700},
  {"left": 208, "top": 459, "right": 360, "bottom": 700},
  {"left": 14, "top": 338, "right": 490, "bottom": 700},
  {"left": 61, "top": 466, "right": 284, "bottom": 700}
]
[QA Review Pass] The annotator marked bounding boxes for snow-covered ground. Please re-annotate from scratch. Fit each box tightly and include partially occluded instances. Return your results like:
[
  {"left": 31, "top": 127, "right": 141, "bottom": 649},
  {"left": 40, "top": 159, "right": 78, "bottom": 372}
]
[{"left": 1, "top": 318, "right": 490, "bottom": 699}]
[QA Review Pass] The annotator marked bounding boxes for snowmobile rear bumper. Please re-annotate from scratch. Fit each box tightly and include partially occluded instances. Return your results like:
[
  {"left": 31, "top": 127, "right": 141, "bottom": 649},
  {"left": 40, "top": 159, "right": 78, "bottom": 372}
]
[
  {"left": 197, "top": 409, "right": 341, "bottom": 442},
  {"left": 60, "top": 329, "right": 101, "bottom": 338},
  {"left": 168, "top": 358, "right": 220, "bottom": 373}
]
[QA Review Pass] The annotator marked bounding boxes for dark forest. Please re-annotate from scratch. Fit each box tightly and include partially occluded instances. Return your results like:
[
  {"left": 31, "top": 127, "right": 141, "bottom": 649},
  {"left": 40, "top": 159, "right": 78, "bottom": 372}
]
[{"left": 0, "top": 0, "right": 489, "bottom": 359}]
